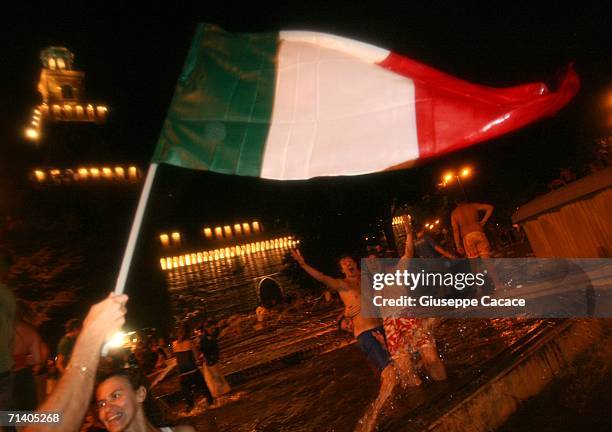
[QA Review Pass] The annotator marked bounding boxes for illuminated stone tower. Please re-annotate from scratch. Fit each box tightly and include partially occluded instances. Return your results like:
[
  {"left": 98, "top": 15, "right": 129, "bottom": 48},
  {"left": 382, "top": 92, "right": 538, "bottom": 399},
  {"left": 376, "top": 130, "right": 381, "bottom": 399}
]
[
  {"left": 25, "top": 47, "right": 141, "bottom": 185},
  {"left": 38, "top": 47, "right": 82, "bottom": 103},
  {"left": 25, "top": 47, "right": 108, "bottom": 141}
]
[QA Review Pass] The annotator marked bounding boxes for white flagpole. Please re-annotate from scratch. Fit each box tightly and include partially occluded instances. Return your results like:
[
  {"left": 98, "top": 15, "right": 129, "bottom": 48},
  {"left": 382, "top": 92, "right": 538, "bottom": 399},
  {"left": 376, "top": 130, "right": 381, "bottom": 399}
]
[
  {"left": 113, "top": 163, "right": 159, "bottom": 295},
  {"left": 102, "top": 163, "right": 159, "bottom": 355}
]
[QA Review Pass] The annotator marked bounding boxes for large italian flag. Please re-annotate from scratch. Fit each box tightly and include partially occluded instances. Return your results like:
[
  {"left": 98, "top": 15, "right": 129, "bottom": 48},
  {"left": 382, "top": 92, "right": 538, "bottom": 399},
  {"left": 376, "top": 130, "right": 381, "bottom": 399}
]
[{"left": 153, "top": 24, "right": 579, "bottom": 180}]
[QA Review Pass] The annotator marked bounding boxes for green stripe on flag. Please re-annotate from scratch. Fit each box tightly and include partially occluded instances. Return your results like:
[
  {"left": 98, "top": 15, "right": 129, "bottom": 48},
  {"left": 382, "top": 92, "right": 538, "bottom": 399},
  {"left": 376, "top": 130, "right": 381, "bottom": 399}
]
[{"left": 153, "top": 24, "right": 278, "bottom": 176}]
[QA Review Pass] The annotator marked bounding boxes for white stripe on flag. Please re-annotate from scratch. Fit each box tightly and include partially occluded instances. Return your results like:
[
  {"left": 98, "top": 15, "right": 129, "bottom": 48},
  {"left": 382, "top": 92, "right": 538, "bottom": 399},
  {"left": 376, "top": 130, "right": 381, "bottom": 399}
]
[
  {"left": 279, "top": 31, "right": 390, "bottom": 64},
  {"left": 261, "top": 38, "right": 419, "bottom": 180}
]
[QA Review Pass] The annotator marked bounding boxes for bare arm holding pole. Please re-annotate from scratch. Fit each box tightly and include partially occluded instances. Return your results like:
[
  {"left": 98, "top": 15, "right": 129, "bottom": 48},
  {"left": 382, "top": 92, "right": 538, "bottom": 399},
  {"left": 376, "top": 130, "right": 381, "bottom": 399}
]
[
  {"left": 24, "top": 294, "right": 128, "bottom": 432},
  {"left": 25, "top": 159, "right": 154, "bottom": 429}
]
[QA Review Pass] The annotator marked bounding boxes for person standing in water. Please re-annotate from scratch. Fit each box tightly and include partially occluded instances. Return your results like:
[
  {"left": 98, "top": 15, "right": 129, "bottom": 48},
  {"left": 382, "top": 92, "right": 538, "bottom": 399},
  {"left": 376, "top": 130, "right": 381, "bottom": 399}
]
[
  {"left": 290, "top": 250, "right": 391, "bottom": 374},
  {"left": 451, "top": 199, "right": 499, "bottom": 289},
  {"left": 199, "top": 319, "right": 230, "bottom": 398},
  {"left": 381, "top": 216, "right": 447, "bottom": 386},
  {"left": 451, "top": 200, "right": 494, "bottom": 259},
  {"left": 172, "top": 324, "right": 213, "bottom": 410},
  {"left": 357, "top": 215, "right": 447, "bottom": 432},
  {"left": 291, "top": 248, "right": 400, "bottom": 432}
]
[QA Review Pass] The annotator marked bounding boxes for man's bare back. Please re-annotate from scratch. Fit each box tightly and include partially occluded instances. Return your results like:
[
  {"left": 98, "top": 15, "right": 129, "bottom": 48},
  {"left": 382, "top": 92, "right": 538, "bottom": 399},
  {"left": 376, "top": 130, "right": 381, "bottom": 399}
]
[
  {"left": 452, "top": 203, "right": 486, "bottom": 236},
  {"left": 451, "top": 203, "right": 493, "bottom": 258},
  {"left": 451, "top": 202, "right": 494, "bottom": 254}
]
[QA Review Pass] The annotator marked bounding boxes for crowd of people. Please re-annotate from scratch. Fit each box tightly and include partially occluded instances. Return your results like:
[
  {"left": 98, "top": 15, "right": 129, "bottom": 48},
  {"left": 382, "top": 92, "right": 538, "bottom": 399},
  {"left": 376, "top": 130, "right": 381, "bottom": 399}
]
[
  {"left": 292, "top": 198, "right": 499, "bottom": 431},
  {"left": 0, "top": 249, "right": 231, "bottom": 432},
  {"left": 0, "top": 197, "right": 500, "bottom": 431},
  {"left": 292, "top": 215, "right": 447, "bottom": 432}
]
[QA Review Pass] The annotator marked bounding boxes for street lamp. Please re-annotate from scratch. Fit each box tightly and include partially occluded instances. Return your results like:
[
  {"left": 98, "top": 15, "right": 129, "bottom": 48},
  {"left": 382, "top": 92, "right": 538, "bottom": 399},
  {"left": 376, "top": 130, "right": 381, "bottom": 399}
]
[
  {"left": 440, "top": 166, "right": 473, "bottom": 199},
  {"left": 443, "top": 172, "right": 454, "bottom": 184}
]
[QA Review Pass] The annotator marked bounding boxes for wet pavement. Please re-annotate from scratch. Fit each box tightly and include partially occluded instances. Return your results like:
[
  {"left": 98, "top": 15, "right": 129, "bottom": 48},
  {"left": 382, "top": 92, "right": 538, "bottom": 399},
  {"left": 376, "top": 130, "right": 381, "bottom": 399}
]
[
  {"left": 158, "top": 317, "right": 552, "bottom": 431},
  {"left": 153, "top": 300, "right": 350, "bottom": 397},
  {"left": 157, "top": 242, "right": 610, "bottom": 431}
]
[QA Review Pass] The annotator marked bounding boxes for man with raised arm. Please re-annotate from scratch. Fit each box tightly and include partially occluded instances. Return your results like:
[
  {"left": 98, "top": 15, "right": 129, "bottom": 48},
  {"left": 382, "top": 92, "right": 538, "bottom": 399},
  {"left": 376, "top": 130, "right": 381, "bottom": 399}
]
[
  {"left": 357, "top": 215, "right": 447, "bottom": 432},
  {"left": 290, "top": 249, "right": 390, "bottom": 373},
  {"left": 291, "top": 246, "right": 399, "bottom": 432},
  {"left": 382, "top": 216, "right": 447, "bottom": 384},
  {"left": 24, "top": 293, "right": 128, "bottom": 432}
]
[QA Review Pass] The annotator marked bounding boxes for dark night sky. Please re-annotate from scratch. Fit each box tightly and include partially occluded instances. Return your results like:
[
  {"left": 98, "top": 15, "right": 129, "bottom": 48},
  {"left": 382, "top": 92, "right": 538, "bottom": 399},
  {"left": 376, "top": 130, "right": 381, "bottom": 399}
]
[
  {"left": 0, "top": 2, "right": 610, "bottom": 329},
  {"left": 3, "top": 2, "right": 609, "bottom": 209}
]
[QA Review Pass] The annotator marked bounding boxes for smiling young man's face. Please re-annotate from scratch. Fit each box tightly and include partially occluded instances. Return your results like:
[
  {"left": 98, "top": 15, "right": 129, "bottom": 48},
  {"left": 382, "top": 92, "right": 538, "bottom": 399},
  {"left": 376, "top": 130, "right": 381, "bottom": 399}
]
[{"left": 96, "top": 375, "right": 145, "bottom": 432}]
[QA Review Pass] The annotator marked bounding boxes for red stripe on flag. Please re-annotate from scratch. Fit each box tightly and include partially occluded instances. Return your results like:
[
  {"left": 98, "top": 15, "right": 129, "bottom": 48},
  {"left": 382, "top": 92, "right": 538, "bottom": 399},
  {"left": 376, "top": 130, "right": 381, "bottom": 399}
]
[{"left": 378, "top": 53, "right": 580, "bottom": 159}]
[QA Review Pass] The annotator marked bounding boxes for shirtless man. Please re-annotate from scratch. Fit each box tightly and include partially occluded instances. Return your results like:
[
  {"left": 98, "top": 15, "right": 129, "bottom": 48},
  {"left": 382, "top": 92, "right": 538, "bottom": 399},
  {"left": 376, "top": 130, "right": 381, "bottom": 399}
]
[
  {"left": 356, "top": 215, "right": 446, "bottom": 432},
  {"left": 451, "top": 200, "right": 499, "bottom": 289},
  {"left": 291, "top": 250, "right": 391, "bottom": 373},
  {"left": 291, "top": 249, "right": 398, "bottom": 432},
  {"left": 451, "top": 201, "right": 494, "bottom": 258},
  {"left": 381, "top": 216, "right": 446, "bottom": 385}
]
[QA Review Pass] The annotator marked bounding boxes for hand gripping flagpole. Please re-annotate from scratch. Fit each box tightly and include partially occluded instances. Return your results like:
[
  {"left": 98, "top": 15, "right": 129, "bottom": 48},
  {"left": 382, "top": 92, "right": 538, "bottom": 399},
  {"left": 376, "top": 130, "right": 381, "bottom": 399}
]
[{"left": 102, "top": 162, "right": 159, "bottom": 354}]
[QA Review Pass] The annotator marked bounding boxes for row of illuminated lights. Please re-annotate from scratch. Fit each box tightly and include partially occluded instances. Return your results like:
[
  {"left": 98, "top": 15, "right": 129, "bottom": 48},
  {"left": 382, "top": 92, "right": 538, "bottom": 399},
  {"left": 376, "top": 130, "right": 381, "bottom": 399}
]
[
  {"left": 392, "top": 216, "right": 407, "bottom": 226},
  {"left": 25, "top": 103, "right": 108, "bottom": 141},
  {"left": 392, "top": 216, "right": 440, "bottom": 230},
  {"left": 160, "top": 237, "right": 298, "bottom": 270},
  {"left": 160, "top": 221, "right": 262, "bottom": 247},
  {"left": 32, "top": 166, "right": 141, "bottom": 183},
  {"left": 424, "top": 219, "right": 441, "bottom": 230},
  {"left": 25, "top": 107, "right": 44, "bottom": 140}
]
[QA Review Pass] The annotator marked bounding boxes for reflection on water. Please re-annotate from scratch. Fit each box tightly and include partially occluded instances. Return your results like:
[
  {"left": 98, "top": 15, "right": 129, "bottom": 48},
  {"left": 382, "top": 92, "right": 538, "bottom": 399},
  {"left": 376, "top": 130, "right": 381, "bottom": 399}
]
[
  {"left": 160, "top": 250, "right": 605, "bottom": 430},
  {"left": 162, "top": 318, "right": 553, "bottom": 431},
  {"left": 180, "top": 343, "right": 379, "bottom": 432},
  {"left": 166, "top": 248, "right": 295, "bottom": 320}
]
